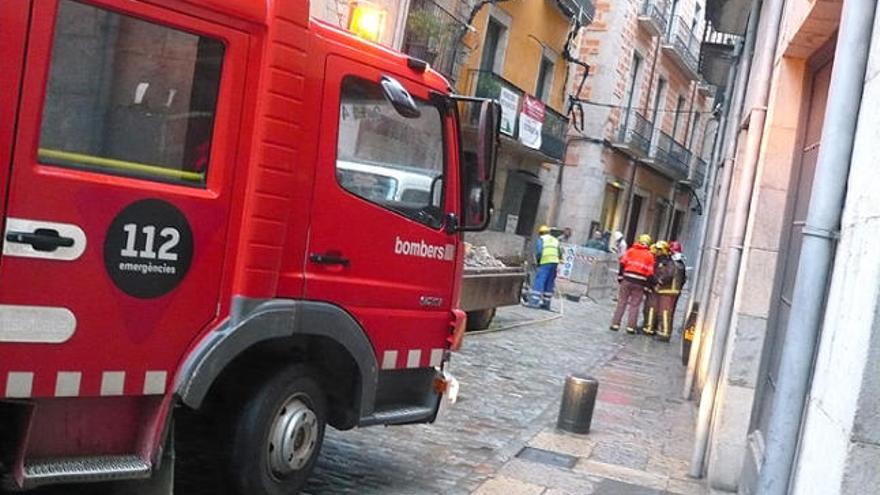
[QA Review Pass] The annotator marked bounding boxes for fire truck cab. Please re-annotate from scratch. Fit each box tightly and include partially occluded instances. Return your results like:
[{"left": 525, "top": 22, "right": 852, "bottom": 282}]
[{"left": 0, "top": 0, "right": 499, "bottom": 493}]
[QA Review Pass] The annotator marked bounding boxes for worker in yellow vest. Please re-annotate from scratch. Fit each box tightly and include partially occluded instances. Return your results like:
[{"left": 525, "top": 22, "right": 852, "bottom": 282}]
[{"left": 529, "top": 225, "right": 562, "bottom": 310}]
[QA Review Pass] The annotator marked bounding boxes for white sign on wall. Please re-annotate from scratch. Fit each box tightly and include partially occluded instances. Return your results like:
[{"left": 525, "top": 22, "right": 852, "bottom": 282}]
[
  {"left": 519, "top": 95, "right": 545, "bottom": 150},
  {"left": 498, "top": 87, "right": 520, "bottom": 136}
]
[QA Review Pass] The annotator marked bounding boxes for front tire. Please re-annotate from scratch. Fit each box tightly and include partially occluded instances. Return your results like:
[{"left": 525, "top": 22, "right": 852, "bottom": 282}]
[{"left": 227, "top": 365, "right": 327, "bottom": 495}]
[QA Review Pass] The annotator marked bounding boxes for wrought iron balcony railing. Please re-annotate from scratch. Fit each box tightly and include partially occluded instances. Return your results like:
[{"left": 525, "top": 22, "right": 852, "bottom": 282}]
[
  {"left": 655, "top": 130, "right": 691, "bottom": 179},
  {"left": 700, "top": 21, "right": 742, "bottom": 86},
  {"left": 554, "top": 0, "right": 596, "bottom": 24},
  {"left": 663, "top": 17, "right": 701, "bottom": 79},
  {"left": 638, "top": 0, "right": 669, "bottom": 37},
  {"left": 541, "top": 107, "right": 568, "bottom": 161},
  {"left": 468, "top": 70, "right": 568, "bottom": 161},
  {"left": 402, "top": 0, "right": 467, "bottom": 80},
  {"left": 614, "top": 110, "right": 653, "bottom": 158}
]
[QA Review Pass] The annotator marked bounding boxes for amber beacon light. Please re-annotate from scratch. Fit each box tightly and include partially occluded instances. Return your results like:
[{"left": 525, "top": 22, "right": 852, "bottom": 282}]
[{"left": 348, "top": 1, "right": 387, "bottom": 43}]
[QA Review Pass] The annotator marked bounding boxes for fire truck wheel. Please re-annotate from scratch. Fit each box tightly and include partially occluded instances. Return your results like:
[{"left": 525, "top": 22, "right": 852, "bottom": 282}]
[{"left": 228, "top": 365, "right": 327, "bottom": 495}]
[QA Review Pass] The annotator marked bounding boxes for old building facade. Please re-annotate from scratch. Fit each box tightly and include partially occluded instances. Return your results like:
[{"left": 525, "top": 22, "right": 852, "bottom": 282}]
[
  {"left": 684, "top": 0, "right": 880, "bottom": 493},
  {"left": 557, "top": 0, "right": 716, "bottom": 247}
]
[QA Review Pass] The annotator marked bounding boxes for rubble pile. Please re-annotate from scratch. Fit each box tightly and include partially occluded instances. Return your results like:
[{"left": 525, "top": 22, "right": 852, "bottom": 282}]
[{"left": 463, "top": 242, "right": 507, "bottom": 268}]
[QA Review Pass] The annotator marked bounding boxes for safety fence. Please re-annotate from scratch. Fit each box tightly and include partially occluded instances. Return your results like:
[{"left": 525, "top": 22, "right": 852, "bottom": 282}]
[{"left": 557, "top": 244, "right": 620, "bottom": 300}]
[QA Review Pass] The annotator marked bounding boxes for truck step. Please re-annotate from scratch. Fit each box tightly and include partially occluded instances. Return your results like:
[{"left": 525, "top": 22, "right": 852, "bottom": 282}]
[
  {"left": 22, "top": 455, "right": 151, "bottom": 488},
  {"left": 360, "top": 405, "right": 435, "bottom": 426}
]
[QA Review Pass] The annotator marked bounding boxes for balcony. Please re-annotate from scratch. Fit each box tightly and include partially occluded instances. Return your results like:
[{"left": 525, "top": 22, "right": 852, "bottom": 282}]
[
  {"left": 662, "top": 17, "right": 701, "bottom": 80},
  {"left": 697, "top": 79, "right": 718, "bottom": 99},
  {"left": 700, "top": 22, "right": 741, "bottom": 87},
  {"left": 551, "top": 0, "right": 596, "bottom": 24},
  {"left": 638, "top": 0, "right": 669, "bottom": 37},
  {"left": 611, "top": 110, "right": 653, "bottom": 159},
  {"left": 706, "top": 0, "right": 751, "bottom": 36},
  {"left": 654, "top": 130, "right": 691, "bottom": 180},
  {"left": 691, "top": 157, "right": 708, "bottom": 188},
  {"left": 542, "top": 107, "right": 568, "bottom": 161},
  {"left": 469, "top": 70, "right": 568, "bottom": 162},
  {"left": 402, "top": 0, "right": 467, "bottom": 80}
]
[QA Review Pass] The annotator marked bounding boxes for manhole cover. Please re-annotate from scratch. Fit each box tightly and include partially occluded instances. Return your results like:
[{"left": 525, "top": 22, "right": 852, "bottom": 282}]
[{"left": 515, "top": 447, "right": 577, "bottom": 469}]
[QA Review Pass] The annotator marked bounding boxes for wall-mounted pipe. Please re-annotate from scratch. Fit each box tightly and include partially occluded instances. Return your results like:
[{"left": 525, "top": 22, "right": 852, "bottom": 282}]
[
  {"left": 682, "top": 2, "right": 758, "bottom": 400},
  {"left": 689, "top": 0, "right": 786, "bottom": 476},
  {"left": 757, "top": 0, "right": 877, "bottom": 492}
]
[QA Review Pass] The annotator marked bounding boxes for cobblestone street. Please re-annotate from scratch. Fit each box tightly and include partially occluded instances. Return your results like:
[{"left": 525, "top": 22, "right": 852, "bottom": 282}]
[
  {"left": 302, "top": 294, "right": 705, "bottom": 495},
  {"left": 26, "top": 294, "right": 704, "bottom": 495}
]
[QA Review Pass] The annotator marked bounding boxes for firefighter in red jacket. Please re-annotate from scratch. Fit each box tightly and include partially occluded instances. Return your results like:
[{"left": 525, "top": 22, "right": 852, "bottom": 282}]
[
  {"left": 610, "top": 234, "right": 655, "bottom": 334},
  {"left": 654, "top": 241, "right": 687, "bottom": 341}
]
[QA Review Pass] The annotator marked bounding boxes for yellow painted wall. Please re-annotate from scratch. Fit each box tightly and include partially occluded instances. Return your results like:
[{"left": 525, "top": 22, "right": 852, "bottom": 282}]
[{"left": 458, "top": 0, "right": 573, "bottom": 113}]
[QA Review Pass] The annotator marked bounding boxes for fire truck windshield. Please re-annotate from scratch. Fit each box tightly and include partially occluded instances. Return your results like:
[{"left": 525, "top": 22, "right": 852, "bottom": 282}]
[{"left": 337, "top": 76, "right": 445, "bottom": 228}]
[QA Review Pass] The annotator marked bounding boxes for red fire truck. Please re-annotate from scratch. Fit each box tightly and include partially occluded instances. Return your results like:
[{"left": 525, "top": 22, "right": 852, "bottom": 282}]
[{"left": 0, "top": 0, "right": 500, "bottom": 492}]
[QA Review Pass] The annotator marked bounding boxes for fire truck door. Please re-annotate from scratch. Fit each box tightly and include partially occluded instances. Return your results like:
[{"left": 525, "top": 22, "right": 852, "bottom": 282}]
[
  {"left": 0, "top": 0, "right": 247, "bottom": 400},
  {"left": 305, "top": 56, "right": 457, "bottom": 371},
  {"left": 0, "top": 2, "right": 30, "bottom": 245}
]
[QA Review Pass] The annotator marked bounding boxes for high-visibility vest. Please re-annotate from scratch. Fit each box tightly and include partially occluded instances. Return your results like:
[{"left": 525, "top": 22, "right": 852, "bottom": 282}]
[{"left": 539, "top": 234, "right": 560, "bottom": 265}]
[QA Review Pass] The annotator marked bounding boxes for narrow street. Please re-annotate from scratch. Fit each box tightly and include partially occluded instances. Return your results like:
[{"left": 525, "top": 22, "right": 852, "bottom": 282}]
[
  {"left": 26, "top": 295, "right": 703, "bottom": 495},
  {"left": 301, "top": 295, "right": 703, "bottom": 494}
]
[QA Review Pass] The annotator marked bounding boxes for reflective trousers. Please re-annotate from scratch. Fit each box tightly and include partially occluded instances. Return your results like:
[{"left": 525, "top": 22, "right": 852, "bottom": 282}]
[
  {"left": 529, "top": 263, "right": 558, "bottom": 309},
  {"left": 642, "top": 291, "right": 657, "bottom": 334},
  {"left": 611, "top": 279, "right": 646, "bottom": 330},
  {"left": 655, "top": 294, "right": 678, "bottom": 338}
]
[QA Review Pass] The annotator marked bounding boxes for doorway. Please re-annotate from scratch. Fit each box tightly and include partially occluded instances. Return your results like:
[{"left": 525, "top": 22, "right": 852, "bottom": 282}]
[{"left": 626, "top": 194, "right": 644, "bottom": 245}]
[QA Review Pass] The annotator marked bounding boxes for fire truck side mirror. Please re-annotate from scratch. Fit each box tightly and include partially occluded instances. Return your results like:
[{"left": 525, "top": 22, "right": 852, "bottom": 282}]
[
  {"left": 451, "top": 97, "right": 499, "bottom": 232},
  {"left": 380, "top": 75, "right": 421, "bottom": 118}
]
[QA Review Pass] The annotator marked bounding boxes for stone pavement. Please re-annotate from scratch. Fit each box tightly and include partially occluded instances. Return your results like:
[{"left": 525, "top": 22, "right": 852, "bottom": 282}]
[
  {"left": 304, "top": 292, "right": 706, "bottom": 494},
  {"left": 472, "top": 311, "right": 704, "bottom": 495},
  {"left": 28, "top": 289, "right": 704, "bottom": 495}
]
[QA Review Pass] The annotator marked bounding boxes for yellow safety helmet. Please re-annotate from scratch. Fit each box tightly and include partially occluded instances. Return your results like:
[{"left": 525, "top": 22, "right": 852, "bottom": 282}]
[
  {"left": 638, "top": 234, "right": 653, "bottom": 246},
  {"left": 655, "top": 240, "right": 670, "bottom": 255},
  {"left": 538, "top": 225, "right": 551, "bottom": 234}
]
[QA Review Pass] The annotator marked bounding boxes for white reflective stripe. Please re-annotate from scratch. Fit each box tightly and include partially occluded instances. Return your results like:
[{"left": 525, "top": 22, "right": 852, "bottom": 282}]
[
  {"left": 429, "top": 349, "right": 444, "bottom": 368},
  {"left": 143, "top": 371, "right": 167, "bottom": 395},
  {"left": 0, "top": 305, "right": 76, "bottom": 343},
  {"left": 5, "top": 372, "right": 33, "bottom": 398},
  {"left": 406, "top": 349, "right": 422, "bottom": 368},
  {"left": 2, "top": 217, "right": 87, "bottom": 261},
  {"left": 100, "top": 371, "right": 125, "bottom": 396},
  {"left": 55, "top": 371, "right": 82, "bottom": 397},
  {"left": 381, "top": 351, "right": 398, "bottom": 370}
]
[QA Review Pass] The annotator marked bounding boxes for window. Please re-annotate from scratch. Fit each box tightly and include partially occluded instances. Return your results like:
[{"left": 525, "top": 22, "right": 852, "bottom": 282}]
[
  {"left": 336, "top": 77, "right": 445, "bottom": 228},
  {"left": 38, "top": 0, "right": 224, "bottom": 186},
  {"left": 622, "top": 52, "right": 643, "bottom": 132},
  {"left": 535, "top": 56, "right": 555, "bottom": 103},
  {"left": 480, "top": 18, "right": 505, "bottom": 73},
  {"left": 672, "top": 96, "right": 686, "bottom": 142},
  {"left": 652, "top": 200, "right": 669, "bottom": 240},
  {"left": 600, "top": 183, "right": 622, "bottom": 231},
  {"left": 652, "top": 78, "right": 667, "bottom": 122},
  {"left": 689, "top": 113, "right": 701, "bottom": 148}
]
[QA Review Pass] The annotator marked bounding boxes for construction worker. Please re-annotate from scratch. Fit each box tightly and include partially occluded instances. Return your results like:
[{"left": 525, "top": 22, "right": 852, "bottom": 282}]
[
  {"left": 610, "top": 234, "right": 655, "bottom": 334},
  {"left": 529, "top": 225, "right": 561, "bottom": 310},
  {"left": 641, "top": 241, "right": 668, "bottom": 335},
  {"left": 654, "top": 241, "right": 686, "bottom": 342}
]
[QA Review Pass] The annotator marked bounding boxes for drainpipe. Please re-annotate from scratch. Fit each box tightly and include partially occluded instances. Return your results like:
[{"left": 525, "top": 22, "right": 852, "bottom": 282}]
[
  {"left": 682, "top": 7, "right": 757, "bottom": 400},
  {"left": 675, "top": 91, "right": 726, "bottom": 360},
  {"left": 757, "top": 1, "right": 877, "bottom": 492},
  {"left": 689, "top": 0, "right": 785, "bottom": 477}
]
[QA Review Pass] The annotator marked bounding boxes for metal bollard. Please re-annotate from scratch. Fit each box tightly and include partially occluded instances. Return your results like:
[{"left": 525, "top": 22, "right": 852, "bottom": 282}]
[{"left": 556, "top": 374, "right": 599, "bottom": 434}]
